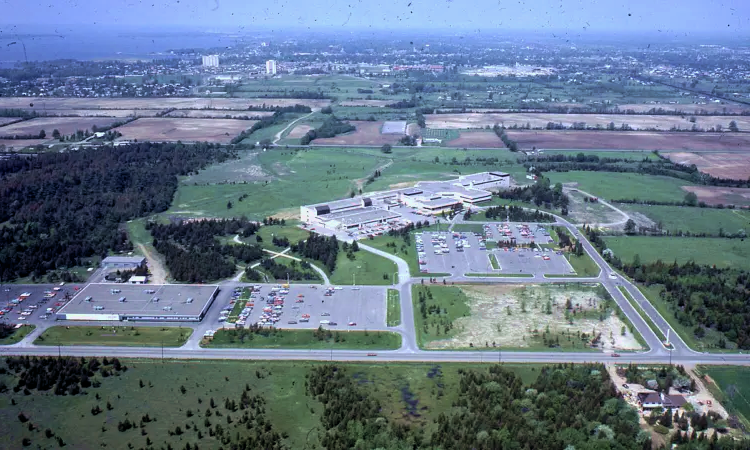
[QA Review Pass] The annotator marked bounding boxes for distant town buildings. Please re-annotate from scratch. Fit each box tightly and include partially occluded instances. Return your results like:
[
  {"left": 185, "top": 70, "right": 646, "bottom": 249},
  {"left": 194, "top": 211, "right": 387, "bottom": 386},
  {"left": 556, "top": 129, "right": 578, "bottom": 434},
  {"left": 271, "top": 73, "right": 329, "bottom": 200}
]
[
  {"left": 265, "top": 60, "right": 277, "bottom": 75},
  {"left": 202, "top": 55, "right": 220, "bottom": 67}
]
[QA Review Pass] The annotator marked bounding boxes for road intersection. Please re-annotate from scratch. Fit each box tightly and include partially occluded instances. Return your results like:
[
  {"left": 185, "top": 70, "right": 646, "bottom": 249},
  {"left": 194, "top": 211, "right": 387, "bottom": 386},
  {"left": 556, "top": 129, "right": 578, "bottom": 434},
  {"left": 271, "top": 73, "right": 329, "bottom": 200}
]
[{"left": 2, "top": 213, "right": 748, "bottom": 367}]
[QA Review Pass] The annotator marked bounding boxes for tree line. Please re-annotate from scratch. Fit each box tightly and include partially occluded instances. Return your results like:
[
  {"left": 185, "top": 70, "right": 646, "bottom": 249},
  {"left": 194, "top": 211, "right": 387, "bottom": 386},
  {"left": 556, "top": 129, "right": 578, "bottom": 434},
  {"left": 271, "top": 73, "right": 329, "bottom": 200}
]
[
  {"left": 148, "top": 218, "right": 263, "bottom": 283},
  {"left": 300, "top": 116, "right": 356, "bottom": 145},
  {"left": 291, "top": 233, "right": 339, "bottom": 273},
  {"left": 0, "top": 142, "right": 234, "bottom": 282},
  {"left": 497, "top": 176, "right": 569, "bottom": 214},
  {"left": 493, "top": 124, "right": 519, "bottom": 152},
  {"left": 482, "top": 204, "right": 554, "bottom": 222}
]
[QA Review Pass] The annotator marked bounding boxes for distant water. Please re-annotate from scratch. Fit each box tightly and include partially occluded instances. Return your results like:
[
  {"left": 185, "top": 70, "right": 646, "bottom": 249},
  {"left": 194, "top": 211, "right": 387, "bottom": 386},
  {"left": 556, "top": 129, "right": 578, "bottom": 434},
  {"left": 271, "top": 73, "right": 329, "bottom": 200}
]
[{"left": 0, "top": 30, "right": 242, "bottom": 66}]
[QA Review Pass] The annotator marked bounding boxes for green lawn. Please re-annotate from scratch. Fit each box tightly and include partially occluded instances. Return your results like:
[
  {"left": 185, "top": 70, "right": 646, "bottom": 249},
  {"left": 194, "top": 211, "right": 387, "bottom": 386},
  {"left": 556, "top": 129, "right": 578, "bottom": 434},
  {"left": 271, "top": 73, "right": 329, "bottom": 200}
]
[
  {"left": 451, "top": 223, "right": 486, "bottom": 234},
  {"left": 0, "top": 359, "right": 544, "bottom": 449},
  {"left": 329, "top": 246, "right": 399, "bottom": 286},
  {"left": 562, "top": 252, "right": 601, "bottom": 277},
  {"left": 489, "top": 253, "right": 500, "bottom": 269},
  {"left": 412, "top": 284, "right": 472, "bottom": 349},
  {"left": 620, "top": 204, "right": 750, "bottom": 235},
  {"left": 464, "top": 273, "right": 533, "bottom": 278},
  {"left": 203, "top": 328, "right": 401, "bottom": 350},
  {"left": 255, "top": 223, "right": 310, "bottom": 248},
  {"left": 0, "top": 325, "right": 35, "bottom": 345},
  {"left": 545, "top": 171, "right": 695, "bottom": 203},
  {"left": 34, "top": 326, "right": 192, "bottom": 347},
  {"left": 604, "top": 236, "right": 750, "bottom": 270},
  {"left": 387, "top": 289, "right": 401, "bottom": 327},
  {"left": 251, "top": 255, "right": 323, "bottom": 284},
  {"left": 699, "top": 366, "right": 750, "bottom": 427}
]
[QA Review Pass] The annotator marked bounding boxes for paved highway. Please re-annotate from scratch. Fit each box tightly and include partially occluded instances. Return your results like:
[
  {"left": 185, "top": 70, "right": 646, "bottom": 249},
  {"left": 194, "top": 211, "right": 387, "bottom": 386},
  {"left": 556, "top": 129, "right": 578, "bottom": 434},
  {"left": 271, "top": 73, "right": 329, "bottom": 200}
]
[{"left": 2, "top": 212, "right": 748, "bottom": 366}]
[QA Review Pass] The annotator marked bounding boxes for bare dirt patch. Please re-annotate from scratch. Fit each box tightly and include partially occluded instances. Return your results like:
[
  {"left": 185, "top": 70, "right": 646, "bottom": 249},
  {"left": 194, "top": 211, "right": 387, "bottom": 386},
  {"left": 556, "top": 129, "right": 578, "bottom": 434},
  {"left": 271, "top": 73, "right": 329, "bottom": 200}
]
[
  {"left": 445, "top": 131, "right": 502, "bottom": 148},
  {"left": 507, "top": 130, "right": 750, "bottom": 151},
  {"left": 667, "top": 152, "right": 750, "bottom": 180},
  {"left": 566, "top": 189, "right": 626, "bottom": 227},
  {"left": 426, "top": 113, "right": 750, "bottom": 131},
  {"left": 137, "top": 243, "right": 168, "bottom": 285},
  {"left": 313, "top": 121, "right": 401, "bottom": 146},
  {"left": 682, "top": 186, "right": 750, "bottom": 207},
  {"left": 114, "top": 118, "right": 255, "bottom": 144},
  {"left": 166, "top": 110, "right": 274, "bottom": 119},
  {"left": 615, "top": 103, "right": 750, "bottom": 114},
  {"left": 425, "top": 284, "right": 642, "bottom": 351},
  {"left": 0, "top": 97, "right": 331, "bottom": 110},
  {"left": 0, "top": 117, "right": 118, "bottom": 136},
  {"left": 287, "top": 124, "right": 314, "bottom": 139}
]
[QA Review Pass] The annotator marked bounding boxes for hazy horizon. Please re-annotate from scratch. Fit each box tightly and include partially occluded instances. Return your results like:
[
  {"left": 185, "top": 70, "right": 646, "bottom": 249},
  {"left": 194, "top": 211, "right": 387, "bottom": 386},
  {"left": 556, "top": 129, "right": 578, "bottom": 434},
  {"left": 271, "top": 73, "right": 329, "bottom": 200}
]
[{"left": 2, "top": 0, "right": 749, "bottom": 35}]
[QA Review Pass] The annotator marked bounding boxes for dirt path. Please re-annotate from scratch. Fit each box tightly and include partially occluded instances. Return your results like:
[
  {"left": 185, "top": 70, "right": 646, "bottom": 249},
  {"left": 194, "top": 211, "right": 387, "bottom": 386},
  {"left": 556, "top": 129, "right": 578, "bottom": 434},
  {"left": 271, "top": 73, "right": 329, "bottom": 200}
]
[
  {"left": 565, "top": 185, "right": 631, "bottom": 228},
  {"left": 137, "top": 243, "right": 168, "bottom": 284},
  {"left": 272, "top": 109, "right": 317, "bottom": 144},
  {"left": 355, "top": 158, "right": 393, "bottom": 191}
]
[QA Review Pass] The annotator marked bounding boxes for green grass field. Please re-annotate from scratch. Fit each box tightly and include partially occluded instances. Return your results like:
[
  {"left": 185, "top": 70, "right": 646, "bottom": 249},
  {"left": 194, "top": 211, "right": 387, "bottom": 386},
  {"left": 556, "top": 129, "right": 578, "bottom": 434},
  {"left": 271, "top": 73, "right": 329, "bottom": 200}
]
[
  {"left": 34, "top": 326, "right": 192, "bottom": 347},
  {"left": 545, "top": 171, "right": 695, "bottom": 203},
  {"left": 620, "top": 204, "right": 750, "bottom": 235},
  {"left": 412, "top": 284, "right": 472, "bottom": 349},
  {"left": 563, "top": 252, "right": 601, "bottom": 277},
  {"left": 387, "top": 289, "right": 401, "bottom": 327},
  {"left": 255, "top": 224, "right": 310, "bottom": 248},
  {"left": 0, "top": 359, "right": 545, "bottom": 449},
  {"left": 451, "top": 223, "right": 486, "bottom": 234},
  {"left": 203, "top": 328, "right": 401, "bottom": 350},
  {"left": 699, "top": 366, "right": 750, "bottom": 427},
  {"left": 464, "top": 273, "right": 533, "bottom": 278},
  {"left": 0, "top": 325, "right": 35, "bottom": 345},
  {"left": 489, "top": 253, "right": 500, "bottom": 269},
  {"left": 329, "top": 246, "right": 399, "bottom": 286},
  {"left": 604, "top": 236, "right": 750, "bottom": 270}
]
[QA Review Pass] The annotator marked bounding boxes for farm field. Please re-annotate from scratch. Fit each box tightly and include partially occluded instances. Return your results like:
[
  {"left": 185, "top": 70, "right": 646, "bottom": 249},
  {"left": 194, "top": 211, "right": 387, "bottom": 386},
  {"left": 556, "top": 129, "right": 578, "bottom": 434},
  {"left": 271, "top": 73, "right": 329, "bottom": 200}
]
[
  {"left": 115, "top": 118, "right": 255, "bottom": 143},
  {"left": 203, "top": 329, "right": 401, "bottom": 349},
  {"left": 0, "top": 117, "right": 117, "bottom": 136},
  {"left": 413, "top": 284, "right": 641, "bottom": 351},
  {"left": 444, "top": 130, "right": 503, "bottom": 148},
  {"left": 312, "top": 121, "right": 403, "bottom": 146},
  {"left": 506, "top": 130, "right": 750, "bottom": 151},
  {"left": 165, "top": 109, "right": 275, "bottom": 119},
  {"left": 339, "top": 99, "right": 392, "bottom": 107},
  {"left": 666, "top": 152, "right": 750, "bottom": 180},
  {"left": 603, "top": 236, "right": 750, "bottom": 269},
  {"left": 0, "top": 96, "right": 331, "bottom": 110},
  {"left": 700, "top": 366, "right": 750, "bottom": 425},
  {"left": 620, "top": 204, "right": 750, "bottom": 235},
  {"left": 34, "top": 326, "right": 192, "bottom": 347},
  {"left": 546, "top": 171, "right": 694, "bottom": 203},
  {"left": 0, "top": 359, "right": 544, "bottom": 450},
  {"left": 682, "top": 186, "right": 750, "bottom": 207},
  {"left": 0, "top": 117, "right": 21, "bottom": 125},
  {"left": 425, "top": 113, "right": 750, "bottom": 131},
  {"left": 169, "top": 146, "right": 526, "bottom": 219},
  {"left": 0, "top": 138, "right": 48, "bottom": 149},
  {"left": 613, "top": 103, "right": 750, "bottom": 114}
]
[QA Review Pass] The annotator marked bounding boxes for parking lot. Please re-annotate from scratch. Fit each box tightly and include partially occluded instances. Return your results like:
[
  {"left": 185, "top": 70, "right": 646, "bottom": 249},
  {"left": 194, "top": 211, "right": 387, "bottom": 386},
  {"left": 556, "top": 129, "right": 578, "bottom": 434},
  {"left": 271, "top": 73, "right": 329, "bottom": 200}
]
[
  {"left": 0, "top": 283, "right": 83, "bottom": 326},
  {"left": 219, "top": 284, "right": 388, "bottom": 331},
  {"left": 416, "top": 228, "right": 574, "bottom": 276}
]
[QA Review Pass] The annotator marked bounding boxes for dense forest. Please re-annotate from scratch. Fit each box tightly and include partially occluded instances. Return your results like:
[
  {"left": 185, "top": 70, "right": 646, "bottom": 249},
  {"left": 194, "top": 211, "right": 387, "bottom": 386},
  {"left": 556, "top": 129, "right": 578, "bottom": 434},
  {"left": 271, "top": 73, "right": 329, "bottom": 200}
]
[
  {"left": 497, "top": 176, "right": 569, "bottom": 214},
  {"left": 300, "top": 116, "right": 356, "bottom": 145},
  {"left": 0, "top": 142, "right": 234, "bottom": 282},
  {"left": 147, "top": 218, "right": 263, "bottom": 283},
  {"left": 291, "top": 233, "right": 339, "bottom": 273},
  {"left": 481, "top": 204, "right": 554, "bottom": 222},
  {"left": 306, "top": 363, "right": 651, "bottom": 450},
  {"left": 585, "top": 226, "right": 750, "bottom": 349}
]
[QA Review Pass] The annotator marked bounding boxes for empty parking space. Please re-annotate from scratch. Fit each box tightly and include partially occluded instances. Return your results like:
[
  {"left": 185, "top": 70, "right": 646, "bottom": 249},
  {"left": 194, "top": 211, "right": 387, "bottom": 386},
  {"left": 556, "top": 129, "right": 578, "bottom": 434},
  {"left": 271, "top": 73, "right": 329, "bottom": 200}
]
[{"left": 219, "top": 284, "right": 387, "bottom": 331}]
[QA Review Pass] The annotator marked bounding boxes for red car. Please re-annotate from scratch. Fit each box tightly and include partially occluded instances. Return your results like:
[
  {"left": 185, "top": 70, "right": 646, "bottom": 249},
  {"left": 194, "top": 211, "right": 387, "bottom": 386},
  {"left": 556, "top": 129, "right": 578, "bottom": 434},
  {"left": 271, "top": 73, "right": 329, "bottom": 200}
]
[
  {"left": 611, "top": 353, "right": 621, "bottom": 357},
  {"left": 348, "top": 322, "right": 357, "bottom": 326}
]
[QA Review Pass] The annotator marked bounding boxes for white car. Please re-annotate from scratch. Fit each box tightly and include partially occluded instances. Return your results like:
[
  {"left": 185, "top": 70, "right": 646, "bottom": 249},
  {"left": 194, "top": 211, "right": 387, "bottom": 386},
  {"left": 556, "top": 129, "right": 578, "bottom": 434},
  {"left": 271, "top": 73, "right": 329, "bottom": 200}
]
[
  {"left": 320, "top": 320, "right": 330, "bottom": 325},
  {"left": 609, "top": 272, "right": 618, "bottom": 279}
]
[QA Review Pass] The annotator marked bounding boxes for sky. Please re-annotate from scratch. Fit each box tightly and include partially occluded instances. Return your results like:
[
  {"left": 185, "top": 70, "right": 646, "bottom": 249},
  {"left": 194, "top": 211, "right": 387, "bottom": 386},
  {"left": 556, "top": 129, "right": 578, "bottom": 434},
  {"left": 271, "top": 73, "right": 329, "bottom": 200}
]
[{"left": 2, "top": 0, "right": 749, "bottom": 34}]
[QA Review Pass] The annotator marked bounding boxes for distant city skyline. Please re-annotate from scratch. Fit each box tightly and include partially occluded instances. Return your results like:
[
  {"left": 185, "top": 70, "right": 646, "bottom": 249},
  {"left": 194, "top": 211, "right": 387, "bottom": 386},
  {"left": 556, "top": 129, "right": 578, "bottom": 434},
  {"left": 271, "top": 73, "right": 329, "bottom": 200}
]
[{"left": 2, "top": 0, "right": 749, "bottom": 35}]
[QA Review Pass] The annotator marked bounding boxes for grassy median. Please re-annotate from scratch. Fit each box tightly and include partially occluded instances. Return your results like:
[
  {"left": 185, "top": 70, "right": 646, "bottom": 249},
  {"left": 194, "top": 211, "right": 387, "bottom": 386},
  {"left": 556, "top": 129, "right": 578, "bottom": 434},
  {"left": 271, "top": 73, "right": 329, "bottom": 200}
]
[
  {"left": 34, "top": 326, "right": 192, "bottom": 347},
  {"left": 203, "top": 328, "right": 401, "bottom": 350},
  {"left": 387, "top": 289, "right": 401, "bottom": 326}
]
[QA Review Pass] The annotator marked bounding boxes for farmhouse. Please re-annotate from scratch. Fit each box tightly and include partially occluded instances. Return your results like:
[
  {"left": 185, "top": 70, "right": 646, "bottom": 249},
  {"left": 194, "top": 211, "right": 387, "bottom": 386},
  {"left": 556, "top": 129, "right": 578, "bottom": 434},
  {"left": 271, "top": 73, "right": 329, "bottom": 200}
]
[
  {"left": 56, "top": 283, "right": 219, "bottom": 322},
  {"left": 101, "top": 256, "right": 146, "bottom": 270},
  {"left": 637, "top": 392, "right": 687, "bottom": 410}
]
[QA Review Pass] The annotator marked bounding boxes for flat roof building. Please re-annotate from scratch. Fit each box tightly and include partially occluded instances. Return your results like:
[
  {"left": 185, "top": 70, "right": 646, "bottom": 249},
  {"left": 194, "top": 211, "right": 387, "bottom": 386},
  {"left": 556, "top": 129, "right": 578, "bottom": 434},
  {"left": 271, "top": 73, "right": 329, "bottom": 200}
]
[
  {"left": 101, "top": 256, "right": 146, "bottom": 269},
  {"left": 57, "top": 283, "right": 220, "bottom": 322}
]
